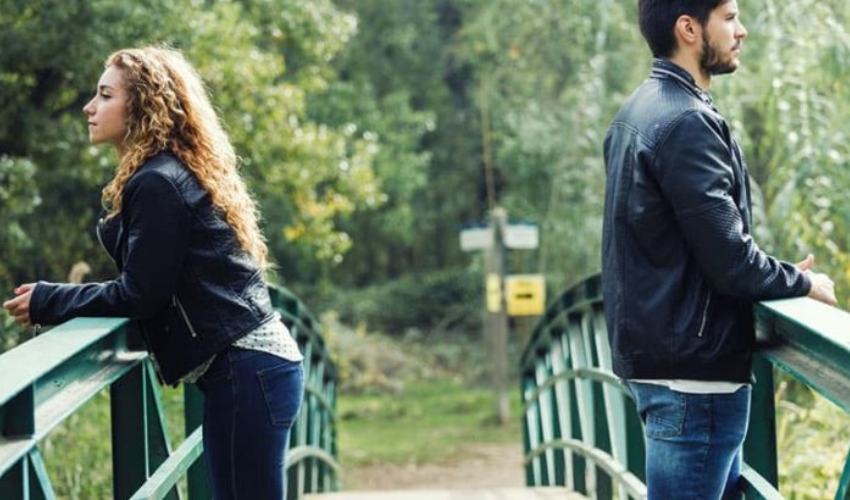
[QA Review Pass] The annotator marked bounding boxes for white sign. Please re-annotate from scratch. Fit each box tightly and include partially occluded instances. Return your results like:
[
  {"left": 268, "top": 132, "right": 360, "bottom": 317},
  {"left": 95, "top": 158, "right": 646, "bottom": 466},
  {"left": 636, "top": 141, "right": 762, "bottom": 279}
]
[
  {"left": 460, "top": 226, "right": 493, "bottom": 251},
  {"left": 503, "top": 223, "right": 539, "bottom": 249}
]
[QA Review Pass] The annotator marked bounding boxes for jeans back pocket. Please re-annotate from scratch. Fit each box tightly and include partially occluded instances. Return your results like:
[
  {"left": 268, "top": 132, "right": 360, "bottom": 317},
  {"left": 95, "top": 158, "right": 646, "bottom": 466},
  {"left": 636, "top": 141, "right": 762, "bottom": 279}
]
[{"left": 257, "top": 360, "right": 304, "bottom": 427}]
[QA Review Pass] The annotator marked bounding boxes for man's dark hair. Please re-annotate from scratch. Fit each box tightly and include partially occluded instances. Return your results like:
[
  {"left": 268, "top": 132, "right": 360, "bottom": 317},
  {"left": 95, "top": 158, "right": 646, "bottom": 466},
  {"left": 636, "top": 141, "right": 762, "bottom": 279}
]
[{"left": 638, "top": 0, "right": 726, "bottom": 58}]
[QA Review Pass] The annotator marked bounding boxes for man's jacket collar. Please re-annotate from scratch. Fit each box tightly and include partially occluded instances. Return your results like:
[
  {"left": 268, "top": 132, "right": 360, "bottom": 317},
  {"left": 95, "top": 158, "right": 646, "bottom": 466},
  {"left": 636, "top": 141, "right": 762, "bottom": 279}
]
[{"left": 650, "top": 58, "right": 715, "bottom": 108}]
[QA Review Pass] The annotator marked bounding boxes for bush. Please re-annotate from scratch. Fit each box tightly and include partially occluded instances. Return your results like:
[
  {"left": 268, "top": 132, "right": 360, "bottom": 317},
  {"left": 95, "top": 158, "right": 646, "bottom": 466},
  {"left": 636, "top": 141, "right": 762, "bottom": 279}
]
[{"left": 325, "top": 267, "right": 484, "bottom": 338}]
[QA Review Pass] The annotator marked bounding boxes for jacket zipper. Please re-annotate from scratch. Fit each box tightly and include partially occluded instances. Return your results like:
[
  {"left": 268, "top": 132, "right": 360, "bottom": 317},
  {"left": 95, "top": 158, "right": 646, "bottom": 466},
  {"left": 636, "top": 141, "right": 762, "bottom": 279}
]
[
  {"left": 96, "top": 218, "right": 119, "bottom": 267},
  {"left": 697, "top": 292, "right": 711, "bottom": 337},
  {"left": 173, "top": 296, "right": 198, "bottom": 338}
]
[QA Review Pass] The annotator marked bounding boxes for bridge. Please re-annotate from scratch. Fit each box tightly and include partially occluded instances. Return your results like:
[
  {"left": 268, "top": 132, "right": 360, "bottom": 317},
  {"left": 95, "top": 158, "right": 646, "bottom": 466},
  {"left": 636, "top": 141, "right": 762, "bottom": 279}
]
[{"left": 1, "top": 274, "right": 849, "bottom": 499}]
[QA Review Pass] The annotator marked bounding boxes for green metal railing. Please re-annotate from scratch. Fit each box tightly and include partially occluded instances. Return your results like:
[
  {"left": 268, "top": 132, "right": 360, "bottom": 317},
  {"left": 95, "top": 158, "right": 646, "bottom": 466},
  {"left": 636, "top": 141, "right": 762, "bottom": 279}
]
[
  {"left": 269, "top": 285, "right": 340, "bottom": 499},
  {"left": 0, "top": 283, "right": 338, "bottom": 499},
  {"left": 520, "top": 273, "right": 850, "bottom": 499},
  {"left": 519, "top": 274, "right": 645, "bottom": 500}
]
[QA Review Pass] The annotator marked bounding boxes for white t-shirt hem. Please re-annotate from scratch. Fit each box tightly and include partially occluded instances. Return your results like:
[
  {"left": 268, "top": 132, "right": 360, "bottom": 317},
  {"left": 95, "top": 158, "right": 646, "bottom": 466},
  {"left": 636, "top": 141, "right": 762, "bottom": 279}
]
[{"left": 630, "top": 378, "right": 748, "bottom": 394}]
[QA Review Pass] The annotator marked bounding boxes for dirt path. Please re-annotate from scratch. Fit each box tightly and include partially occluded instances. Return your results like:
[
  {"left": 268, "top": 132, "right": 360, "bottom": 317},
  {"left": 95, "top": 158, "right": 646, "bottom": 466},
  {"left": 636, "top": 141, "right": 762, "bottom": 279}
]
[{"left": 341, "top": 443, "right": 526, "bottom": 491}]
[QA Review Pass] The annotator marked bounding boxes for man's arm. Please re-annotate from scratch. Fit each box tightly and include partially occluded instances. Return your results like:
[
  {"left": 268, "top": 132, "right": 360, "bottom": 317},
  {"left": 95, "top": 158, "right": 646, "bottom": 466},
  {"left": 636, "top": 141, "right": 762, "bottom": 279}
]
[{"left": 655, "top": 110, "right": 814, "bottom": 301}]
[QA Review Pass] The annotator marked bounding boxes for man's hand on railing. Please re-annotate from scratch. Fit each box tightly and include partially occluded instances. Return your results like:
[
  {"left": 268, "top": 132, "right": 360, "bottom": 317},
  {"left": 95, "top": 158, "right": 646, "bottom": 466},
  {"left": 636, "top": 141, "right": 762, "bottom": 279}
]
[
  {"left": 807, "top": 272, "right": 837, "bottom": 306},
  {"left": 796, "top": 254, "right": 837, "bottom": 306}
]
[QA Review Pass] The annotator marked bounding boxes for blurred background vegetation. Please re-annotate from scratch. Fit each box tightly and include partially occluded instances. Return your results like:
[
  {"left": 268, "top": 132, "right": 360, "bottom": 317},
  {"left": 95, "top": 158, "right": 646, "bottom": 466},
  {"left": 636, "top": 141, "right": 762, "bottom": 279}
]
[{"left": 2, "top": 0, "right": 849, "bottom": 498}]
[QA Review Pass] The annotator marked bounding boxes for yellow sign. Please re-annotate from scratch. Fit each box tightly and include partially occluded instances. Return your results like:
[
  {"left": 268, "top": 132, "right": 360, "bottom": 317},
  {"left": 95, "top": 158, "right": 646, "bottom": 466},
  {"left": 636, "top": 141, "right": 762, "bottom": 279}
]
[
  {"left": 505, "top": 274, "right": 546, "bottom": 316},
  {"left": 486, "top": 273, "right": 502, "bottom": 312}
]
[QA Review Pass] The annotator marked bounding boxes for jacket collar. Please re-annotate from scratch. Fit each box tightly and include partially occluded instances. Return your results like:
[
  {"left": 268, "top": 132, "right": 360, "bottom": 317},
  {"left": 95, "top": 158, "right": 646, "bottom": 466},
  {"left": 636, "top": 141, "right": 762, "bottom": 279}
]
[{"left": 650, "top": 58, "right": 716, "bottom": 109}]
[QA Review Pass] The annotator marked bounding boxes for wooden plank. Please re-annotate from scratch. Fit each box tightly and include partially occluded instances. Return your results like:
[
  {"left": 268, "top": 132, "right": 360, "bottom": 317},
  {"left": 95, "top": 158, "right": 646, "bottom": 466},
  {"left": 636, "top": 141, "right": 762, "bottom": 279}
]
[{"left": 304, "top": 487, "right": 585, "bottom": 499}]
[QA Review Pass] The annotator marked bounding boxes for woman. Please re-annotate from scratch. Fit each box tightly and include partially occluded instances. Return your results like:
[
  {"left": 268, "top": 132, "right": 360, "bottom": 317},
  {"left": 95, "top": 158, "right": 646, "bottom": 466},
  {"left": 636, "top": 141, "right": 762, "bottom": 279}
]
[{"left": 3, "top": 46, "right": 304, "bottom": 499}]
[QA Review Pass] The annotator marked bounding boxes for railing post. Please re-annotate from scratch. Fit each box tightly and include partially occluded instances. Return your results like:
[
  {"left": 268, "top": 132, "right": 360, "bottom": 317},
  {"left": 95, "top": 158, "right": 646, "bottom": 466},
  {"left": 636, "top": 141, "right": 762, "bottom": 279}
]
[
  {"left": 0, "top": 452, "right": 54, "bottom": 500},
  {"left": 485, "top": 207, "right": 511, "bottom": 425},
  {"left": 184, "top": 384, "right": 211, "bottom": 499},
  {"left": 111, "top": 362, "right": 176, "bottom": 500},
  {"left": 623, "top": 394, "right": 646, "bottom": 484},
  {"left": 591, "top": 383, "right": 613, "bottom": 498},
  {"left": 745, "top": 355, "right": 779, "bottom": 487},
  {"left": 3, "top": 387, "right": 34, "bottom": 438},
  {"left": 0, "top": 462, "right": 25, "bottom": 499},
  {"left": 111, "top": 363, "right": 147, "bottom": 499}
]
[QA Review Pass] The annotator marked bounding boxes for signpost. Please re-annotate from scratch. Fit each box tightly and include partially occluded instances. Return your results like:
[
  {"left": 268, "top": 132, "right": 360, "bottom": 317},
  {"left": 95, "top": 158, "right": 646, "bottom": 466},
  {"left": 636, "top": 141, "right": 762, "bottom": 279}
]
[{"left": 460, "top": 208, "right": 543, "bottom": 425}]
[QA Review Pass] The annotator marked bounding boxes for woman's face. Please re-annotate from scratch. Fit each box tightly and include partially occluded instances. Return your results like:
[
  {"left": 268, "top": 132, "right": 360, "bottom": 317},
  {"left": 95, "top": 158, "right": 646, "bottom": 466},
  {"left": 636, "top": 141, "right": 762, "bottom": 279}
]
[{"left": 83, "top": 65, "right": 129, "bottom": 150}]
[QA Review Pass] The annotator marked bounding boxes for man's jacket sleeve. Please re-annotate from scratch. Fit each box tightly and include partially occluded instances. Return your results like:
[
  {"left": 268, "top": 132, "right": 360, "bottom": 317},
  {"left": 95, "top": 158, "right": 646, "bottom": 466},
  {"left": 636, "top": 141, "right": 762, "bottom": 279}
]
[{"left": 655, "top": 110, "right": 810, "bottom": 299}]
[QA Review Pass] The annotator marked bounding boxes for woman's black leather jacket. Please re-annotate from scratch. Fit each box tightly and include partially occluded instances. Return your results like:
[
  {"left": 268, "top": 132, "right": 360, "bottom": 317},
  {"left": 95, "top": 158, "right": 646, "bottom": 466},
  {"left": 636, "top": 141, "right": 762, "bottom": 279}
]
[
  {"left": 601, "top": 59, "right": 810, "bottom": 383},
  {"left": 29, "top": 152, "right": 275, "bottom": 385}
]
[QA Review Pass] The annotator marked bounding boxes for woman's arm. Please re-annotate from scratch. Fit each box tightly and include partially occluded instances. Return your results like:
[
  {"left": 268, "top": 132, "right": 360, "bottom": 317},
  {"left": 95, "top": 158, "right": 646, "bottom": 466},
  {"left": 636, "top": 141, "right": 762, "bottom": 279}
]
[{"left": 25, "top": 170, "right": 191, "bottom": 325}]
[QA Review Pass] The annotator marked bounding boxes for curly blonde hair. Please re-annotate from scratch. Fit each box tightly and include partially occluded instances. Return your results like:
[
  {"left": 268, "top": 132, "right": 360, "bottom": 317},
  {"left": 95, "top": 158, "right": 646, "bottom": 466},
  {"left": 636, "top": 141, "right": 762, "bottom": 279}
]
[{"left": 100, "top": 46, "right": 268, "bottom": 269}]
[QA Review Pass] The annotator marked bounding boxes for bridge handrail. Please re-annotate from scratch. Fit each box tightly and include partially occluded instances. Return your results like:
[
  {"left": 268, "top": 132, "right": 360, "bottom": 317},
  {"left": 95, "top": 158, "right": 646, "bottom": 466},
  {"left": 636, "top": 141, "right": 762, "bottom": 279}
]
[
  {"left": 520, "top": 272, "right": 850, "bottom": 499},
  {"left": 0, "top": 283, "right": 339, "bottom": 500}
]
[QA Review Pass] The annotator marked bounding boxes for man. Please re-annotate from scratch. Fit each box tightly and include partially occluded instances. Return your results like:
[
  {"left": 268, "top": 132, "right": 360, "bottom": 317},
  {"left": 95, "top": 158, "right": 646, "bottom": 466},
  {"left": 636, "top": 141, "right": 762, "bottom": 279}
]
[{"left": 601, "top": 1, "right": 837, "bottom": 498}]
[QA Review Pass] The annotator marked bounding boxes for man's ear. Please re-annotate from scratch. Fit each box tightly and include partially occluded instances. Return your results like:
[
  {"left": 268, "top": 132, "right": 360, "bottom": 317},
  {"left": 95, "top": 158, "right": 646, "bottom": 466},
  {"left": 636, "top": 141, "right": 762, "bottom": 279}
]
[{"left": 674, "top": 15, "right": 701, "bottom": 47}]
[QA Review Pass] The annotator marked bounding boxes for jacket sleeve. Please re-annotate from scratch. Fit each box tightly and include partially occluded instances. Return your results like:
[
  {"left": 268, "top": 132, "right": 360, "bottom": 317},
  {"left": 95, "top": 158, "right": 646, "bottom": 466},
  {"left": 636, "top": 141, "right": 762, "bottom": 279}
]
[
  {"left": 655, "top": 110, "right": 811, "bottom": 300},
  {"left": 30, "top": 170, "right": 191, "bottom": 325}
]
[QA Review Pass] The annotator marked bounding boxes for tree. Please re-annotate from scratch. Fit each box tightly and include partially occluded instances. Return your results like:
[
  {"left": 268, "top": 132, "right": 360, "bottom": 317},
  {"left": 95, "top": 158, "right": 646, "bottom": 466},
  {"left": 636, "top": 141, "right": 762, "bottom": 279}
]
[{"left": 0, "top": 0, "right": 383, "bottom": 340}]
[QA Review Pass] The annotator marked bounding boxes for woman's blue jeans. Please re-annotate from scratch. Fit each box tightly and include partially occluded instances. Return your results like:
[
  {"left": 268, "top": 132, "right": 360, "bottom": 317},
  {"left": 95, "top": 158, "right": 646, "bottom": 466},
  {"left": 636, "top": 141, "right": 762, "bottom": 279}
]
[
  {"left": 197, "top": 346, "right": 304, "bottom": 500},
  {"left": 627, "top": 381, "right": 751, "bottom": 500}
]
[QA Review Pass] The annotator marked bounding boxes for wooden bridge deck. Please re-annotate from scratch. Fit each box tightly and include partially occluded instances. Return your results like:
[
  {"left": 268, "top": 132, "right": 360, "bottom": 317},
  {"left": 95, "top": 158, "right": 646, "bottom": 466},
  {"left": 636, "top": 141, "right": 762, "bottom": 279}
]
[{"left": 305, "top": 487, "right": 585, "bottom": 499}]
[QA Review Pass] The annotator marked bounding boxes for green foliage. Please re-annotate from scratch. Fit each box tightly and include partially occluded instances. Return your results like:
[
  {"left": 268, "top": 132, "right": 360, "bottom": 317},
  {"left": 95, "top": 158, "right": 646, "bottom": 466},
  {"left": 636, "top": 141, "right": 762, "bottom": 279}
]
[
  {"left": 311, "top": 0, "right": 468, "bottom": 284},
  {"left": 450, "top": 0, "right": 648, "bottom": 292},
  {"left": 173, "top": 0, "right": 381, "bottom": 276},
  {"left": 40, "top": 392, "right": 113, "bottom": 500},
  {"left": 0, "top": 156, "right": 39, "bottom": 286},
  {"left": 38, "top": 385, "right": 185, "bottom": 499},
  {"left": 2, "top": 0, "right": 848, "bottom": 319},
  {"left": 775, "top": 378, "right": 850, "bottom": 498},
  {"left": 0, "top": 0, "right": 383, "bottom": 327},
  {"left": 325, "top": 267, "right": 483, "bottom": 337},
  {"left": 717, "top": 0, "right": 850, "bottom": 307}
]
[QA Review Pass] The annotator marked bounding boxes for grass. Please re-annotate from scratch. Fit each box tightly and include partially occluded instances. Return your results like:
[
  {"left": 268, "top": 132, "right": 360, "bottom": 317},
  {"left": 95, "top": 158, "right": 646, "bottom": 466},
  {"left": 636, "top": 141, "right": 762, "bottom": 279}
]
[
  {"left": 336, "top": 375, "right": 523, "bottom": 468},
  {"left": 39, "top": 383, "right": 188, "bottom": 500}
]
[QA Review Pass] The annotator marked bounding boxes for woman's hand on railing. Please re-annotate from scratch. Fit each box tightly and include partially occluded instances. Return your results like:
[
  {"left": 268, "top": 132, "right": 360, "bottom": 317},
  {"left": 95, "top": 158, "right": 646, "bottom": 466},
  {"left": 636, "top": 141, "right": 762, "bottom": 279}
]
[{"left": 3, "top": 283, "right": 35, "bottom": 326}]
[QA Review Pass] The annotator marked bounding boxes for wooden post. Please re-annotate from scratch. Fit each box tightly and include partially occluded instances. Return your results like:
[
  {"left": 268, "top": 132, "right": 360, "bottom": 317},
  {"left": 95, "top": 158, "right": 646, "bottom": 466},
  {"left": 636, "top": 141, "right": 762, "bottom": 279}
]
[{"left": 486, "top": 207, "right": 511, "bottom": 425}]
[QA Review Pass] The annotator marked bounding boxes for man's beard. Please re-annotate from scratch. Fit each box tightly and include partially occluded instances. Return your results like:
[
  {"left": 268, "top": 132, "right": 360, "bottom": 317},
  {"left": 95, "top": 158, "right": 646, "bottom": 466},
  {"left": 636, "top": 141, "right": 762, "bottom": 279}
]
[{"left": 700, "top": 33, "right": 738, "bottom": 76}]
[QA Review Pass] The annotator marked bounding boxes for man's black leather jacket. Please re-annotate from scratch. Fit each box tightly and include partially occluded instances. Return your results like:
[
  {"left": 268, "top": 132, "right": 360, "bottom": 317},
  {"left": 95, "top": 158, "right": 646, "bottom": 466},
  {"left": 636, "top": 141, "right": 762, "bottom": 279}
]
[
  {"left": 30, "top": 152, "right": 275, "bottom": 385},
  {"left": 601, "top": 59, "right": 810, "bottom": 383}
]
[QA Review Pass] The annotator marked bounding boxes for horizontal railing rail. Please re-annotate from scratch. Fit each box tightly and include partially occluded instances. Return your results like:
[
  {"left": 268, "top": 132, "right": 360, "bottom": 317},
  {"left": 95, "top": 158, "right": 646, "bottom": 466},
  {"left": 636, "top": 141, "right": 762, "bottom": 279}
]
[
  {"left": 744, "top": 298, "right": 850, "bottom": 499},
  {"left": 0, "top": 284, "right": 338, "bottom": 500},
  {"left": 520, "top": 272, "right": 850, "bottom": 500}
]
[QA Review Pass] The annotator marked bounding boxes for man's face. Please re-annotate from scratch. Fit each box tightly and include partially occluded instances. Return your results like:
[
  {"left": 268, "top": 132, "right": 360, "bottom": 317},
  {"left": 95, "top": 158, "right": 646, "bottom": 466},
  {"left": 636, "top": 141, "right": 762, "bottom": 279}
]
[{"left": 700, "top": 0, "right": 748, "bottom": 76}]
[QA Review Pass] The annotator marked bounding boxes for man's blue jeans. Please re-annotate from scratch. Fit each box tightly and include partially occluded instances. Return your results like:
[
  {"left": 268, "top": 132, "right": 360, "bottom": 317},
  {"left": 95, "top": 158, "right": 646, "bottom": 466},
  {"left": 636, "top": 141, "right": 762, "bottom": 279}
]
[
  {"left": 627, "top": 381, "right": 751, "bottom": 500},
  {"left": 198, "top": 347, "right": 304, "bottom": 499}
]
